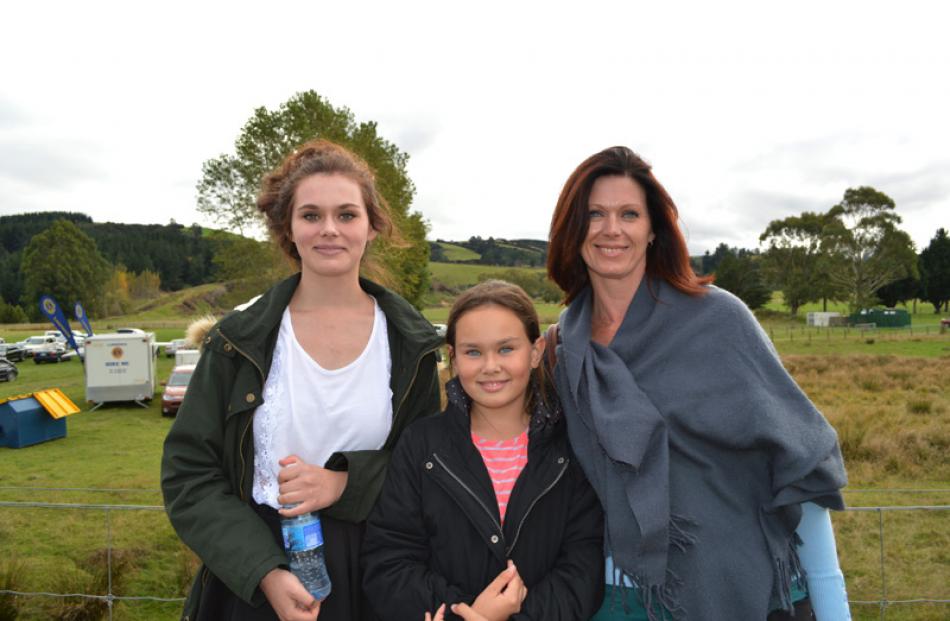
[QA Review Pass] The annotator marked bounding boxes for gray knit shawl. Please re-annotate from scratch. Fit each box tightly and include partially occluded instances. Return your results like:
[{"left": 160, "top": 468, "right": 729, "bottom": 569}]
[{"left": 554, "top": 279, "right": 847, "bottom": 621}]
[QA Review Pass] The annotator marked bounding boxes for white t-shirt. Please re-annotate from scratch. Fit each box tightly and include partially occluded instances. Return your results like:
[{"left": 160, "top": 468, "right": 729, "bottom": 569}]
[{"left": 252, "top": 300, "right": 393, "bottom": 508}]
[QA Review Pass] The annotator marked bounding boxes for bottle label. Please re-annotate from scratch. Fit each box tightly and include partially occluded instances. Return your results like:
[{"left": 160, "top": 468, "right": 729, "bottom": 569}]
[{"left": 282, "top": 516, "right": 324, "bottom": 552}]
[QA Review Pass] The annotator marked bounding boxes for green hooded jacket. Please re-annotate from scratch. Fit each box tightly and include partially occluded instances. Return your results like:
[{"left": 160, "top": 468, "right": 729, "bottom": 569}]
[{"left": 161, "top": 274, "right": 442, "bottom": 617}]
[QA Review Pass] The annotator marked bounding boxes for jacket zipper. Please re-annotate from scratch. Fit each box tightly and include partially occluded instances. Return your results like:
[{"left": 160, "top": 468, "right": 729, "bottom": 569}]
[
  {"left": 216, "top": 329, "right": 265, "bottom": 502},
  {"left": 505, "top": 458, "right": 570, "bottom": 556},
  {"left": 392, "top": 344, "right": 441, "bottom": 428},
  {"left": 432, "top": 452, "right": 504, "bottom": 538}
]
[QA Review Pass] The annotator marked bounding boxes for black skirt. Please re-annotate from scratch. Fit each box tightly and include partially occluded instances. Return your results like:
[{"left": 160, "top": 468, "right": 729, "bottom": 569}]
[{"left": 193, "top": 502, "right": 378, "bottom": 621}]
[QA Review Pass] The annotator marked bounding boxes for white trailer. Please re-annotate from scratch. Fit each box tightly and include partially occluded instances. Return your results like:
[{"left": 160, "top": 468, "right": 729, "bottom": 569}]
[
  {"left": 806, "top": 312, "right": 842, "bottom": 327},
  {"left": 84, "top": 332, "right": 157, "bottom": 409}
]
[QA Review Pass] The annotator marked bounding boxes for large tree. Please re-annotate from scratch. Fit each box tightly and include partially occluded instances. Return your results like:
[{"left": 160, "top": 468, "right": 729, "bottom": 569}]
[
  {"left": 919, "top": 227, "right": 950, "bottom": 312},
  {"left": 196, "top": 90, "right": 430, "bottom": 307},
  {"left": 759, "top": 212, "right": 841, "bottom": 315},
  {"left": 822, "top": 187, "right": 918, "bottom": 312},
  {"left": 21, "top": 220, "right": 110, "bottom": 320}
]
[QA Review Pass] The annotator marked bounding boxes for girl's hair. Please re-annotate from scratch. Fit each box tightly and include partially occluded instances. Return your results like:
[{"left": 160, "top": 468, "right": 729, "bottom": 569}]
[
  {"left": 547, "top": 145, "right": 712, "bottom": 304},
  {"left": 256, "top": 138, "right": 405, "bottom": 285},
  {"left": 445, "top": 280, "right": 548, "bottom": 416}
]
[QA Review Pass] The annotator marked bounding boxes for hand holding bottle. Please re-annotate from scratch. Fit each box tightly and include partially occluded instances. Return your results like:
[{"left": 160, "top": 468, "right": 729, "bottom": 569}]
[
  {"left": 260, "top": 568, "right": 321, "bottom": 621},
  {"left": 277, "top": 455, "right": 349, "bottom": 516}
]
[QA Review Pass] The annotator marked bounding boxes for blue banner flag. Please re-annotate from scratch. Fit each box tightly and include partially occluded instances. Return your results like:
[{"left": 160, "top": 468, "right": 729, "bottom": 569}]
[
  {"left": 39, "top": 295, "right": 79, "bottom": 352},
  {"left": 74, "top": 301, "right": 94, "bottom": 336}
]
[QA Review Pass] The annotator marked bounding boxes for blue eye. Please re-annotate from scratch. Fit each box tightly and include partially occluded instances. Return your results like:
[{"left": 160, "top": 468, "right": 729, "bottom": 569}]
[
  {"left": 339, "top": 212, "right": 355, "bottom": 221},
  {"left": 464, "top": 349, "right": 481, "bottom": 357},
  {"left": 588, "top": 210, "right": 604, "bottom": 219},
  {"left": 302, "top": 213, "right": 318, "bottom": 222},
  {"left": 499, "top": 346, "right": 513, "bottom": 354},
  {"left": 622, "top": 210, "right": 639, "bottom": 220}
]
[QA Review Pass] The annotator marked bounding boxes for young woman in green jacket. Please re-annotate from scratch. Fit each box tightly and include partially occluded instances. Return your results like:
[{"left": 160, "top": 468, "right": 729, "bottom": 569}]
[{"left": 161, "top": 140, "right": 442, "bottom": 621}]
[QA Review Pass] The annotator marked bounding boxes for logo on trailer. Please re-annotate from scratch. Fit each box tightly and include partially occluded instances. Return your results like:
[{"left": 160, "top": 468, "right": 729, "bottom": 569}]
[{"left": 112, "top": 347, "right": 124, "bottom": 359}]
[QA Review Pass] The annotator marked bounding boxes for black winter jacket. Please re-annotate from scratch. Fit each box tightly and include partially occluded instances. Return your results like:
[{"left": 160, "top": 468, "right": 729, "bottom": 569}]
[{"left": 362, "top": 379, "right": 604, "bottom": 620}]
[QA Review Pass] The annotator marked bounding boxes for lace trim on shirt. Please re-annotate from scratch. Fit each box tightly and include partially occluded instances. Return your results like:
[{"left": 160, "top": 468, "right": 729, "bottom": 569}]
[{"left": 252, "top": 326, "right": 287, "bottom": 507}]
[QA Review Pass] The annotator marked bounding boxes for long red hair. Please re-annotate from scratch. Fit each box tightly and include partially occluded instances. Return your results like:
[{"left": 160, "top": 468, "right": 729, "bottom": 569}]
[{"left": 547, "top": 146, "right": 711, "bottom": 304}]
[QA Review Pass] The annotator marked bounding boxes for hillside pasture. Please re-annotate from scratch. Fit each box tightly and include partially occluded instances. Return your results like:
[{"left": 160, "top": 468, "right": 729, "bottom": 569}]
[
  {"left": 429, "top": 261, "right": 545, "bottom": 288},
  {"left": 435, "top": 242, "right": 481, "bottom": 262}
]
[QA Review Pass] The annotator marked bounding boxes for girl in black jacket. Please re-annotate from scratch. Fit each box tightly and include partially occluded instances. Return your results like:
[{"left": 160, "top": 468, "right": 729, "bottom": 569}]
[{"left": 362, "top": 281, "right": 604, "bottom": 621}]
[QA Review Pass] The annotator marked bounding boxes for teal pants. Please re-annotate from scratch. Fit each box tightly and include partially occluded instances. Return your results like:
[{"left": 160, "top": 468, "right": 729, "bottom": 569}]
[
  {"left": 590, "top": 583, "right": 810, "bottom": 621},
  {"left": 590, "top": 586, "right": 654, "bottom": 621}
]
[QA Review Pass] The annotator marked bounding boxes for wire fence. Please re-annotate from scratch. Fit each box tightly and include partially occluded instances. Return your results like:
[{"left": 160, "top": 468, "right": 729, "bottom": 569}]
[
  {"left": 0, "top": 498, "right": 185, "bottom": 620},
  {"left": 768, "top": 323, "right": 949, "bottom": 343},
  {"left": 1, "top": 488, "right": 949, "bottom": 620}
]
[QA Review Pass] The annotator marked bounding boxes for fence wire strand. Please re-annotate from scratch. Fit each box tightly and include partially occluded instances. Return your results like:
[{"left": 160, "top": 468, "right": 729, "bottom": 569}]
[{"left": 0, "top": 499, "right": 947, "bottom": 617}]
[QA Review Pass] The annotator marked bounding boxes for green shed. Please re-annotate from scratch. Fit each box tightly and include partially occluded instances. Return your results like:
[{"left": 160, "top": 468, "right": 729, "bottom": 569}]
[{"left": 849, "top": 308, "right": 911, "bottom": 327}]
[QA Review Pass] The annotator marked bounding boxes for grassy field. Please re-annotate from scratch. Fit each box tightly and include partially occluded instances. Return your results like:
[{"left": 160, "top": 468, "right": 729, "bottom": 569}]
[
  {"left": 1, "top": 281, "right": 949, "bottom": 619},
  {"left": 765, "top": 291, "right": 934, "bottom": 323},
  {"left": 435, "top": 242, "right": 481, "bottom": 262}
]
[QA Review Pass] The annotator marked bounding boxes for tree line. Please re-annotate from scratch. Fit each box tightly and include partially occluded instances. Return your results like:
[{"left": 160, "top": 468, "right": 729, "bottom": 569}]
[
  {"left": 0, "top": 215, "right": 227, "bottom": 321},
  {"left": 706, "top": 187, "right": 949, "bottom": 315}
]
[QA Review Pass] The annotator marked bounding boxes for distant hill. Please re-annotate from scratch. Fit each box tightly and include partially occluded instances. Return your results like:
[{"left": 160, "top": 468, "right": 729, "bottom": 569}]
[{"left": 430, "top": 237, "right": 546, "bottom": 267}]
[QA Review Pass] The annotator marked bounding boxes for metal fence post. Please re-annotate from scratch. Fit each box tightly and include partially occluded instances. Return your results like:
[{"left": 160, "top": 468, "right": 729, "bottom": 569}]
[
  {"left": 106, "top": 507, "right": 114, "bottom": 621},
  {"left": 878, "top": 508, "right": 886, "bottom": 620}
]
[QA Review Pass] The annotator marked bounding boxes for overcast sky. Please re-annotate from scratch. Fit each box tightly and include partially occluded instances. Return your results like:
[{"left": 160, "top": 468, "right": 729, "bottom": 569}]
[{"left": 2, "top": 1, "right": 948, "bottom": 256}]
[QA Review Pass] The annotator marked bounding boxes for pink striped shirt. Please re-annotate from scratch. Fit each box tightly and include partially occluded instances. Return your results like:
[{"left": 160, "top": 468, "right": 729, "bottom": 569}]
[{"left": 471, "top": 430, "right": 529, "bottom": 523}]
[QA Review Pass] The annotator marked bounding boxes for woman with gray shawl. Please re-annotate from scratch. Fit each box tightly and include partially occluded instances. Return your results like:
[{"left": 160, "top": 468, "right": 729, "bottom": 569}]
[{"left": 546, "top": 146, "right": 851, "bottom": 621}]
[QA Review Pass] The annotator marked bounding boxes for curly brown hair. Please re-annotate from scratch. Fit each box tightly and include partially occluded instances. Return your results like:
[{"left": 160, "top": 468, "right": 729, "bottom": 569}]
[{"left": 256, "top": 139, "right": 403, "bottom": 282}]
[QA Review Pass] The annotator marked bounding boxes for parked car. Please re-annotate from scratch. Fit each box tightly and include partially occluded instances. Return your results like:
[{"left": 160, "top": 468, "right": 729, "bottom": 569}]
[
  {"left": 18, "top": 335, "right": 60, "bottom": 357},
  {"left": 165, "top": 338, "right": 187, "bottom": 358},
  {"left": 42, "top": 331, "right": 86, "bottom": 348},
  {"left": 0, "top": 357, "right": 17, "bottom": 382},
  {"left": 34, "top": 344, "right": 67, "bottom": 364},
  {"left": 0, "top": 343, "right": 25, "bottom": 362},
  {"left": 161, "top": 364, "right": 196, "bottom": 417}
]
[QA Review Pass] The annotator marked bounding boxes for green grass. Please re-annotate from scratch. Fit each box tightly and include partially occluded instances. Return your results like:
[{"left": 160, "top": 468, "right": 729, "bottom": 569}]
[
  {"left": 2, "top": 275, "right": 949, "bottom": 619},
  {"left": 0, "top": 353, "right": 186, "bottom": 620},
  {"left": 436, "top": 242, "right": 481, "bottom": 262},
  {"left": 2, "top": 350, "right": 948, "bottom": 620}
]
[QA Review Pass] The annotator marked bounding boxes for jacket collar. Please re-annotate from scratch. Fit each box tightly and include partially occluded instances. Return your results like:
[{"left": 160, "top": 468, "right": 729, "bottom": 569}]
[
  {"left": 443, "top": 376, "right": 562, "bottom": 444},
  {"left": 215, "top": 272, "right": 443, "bottom": 378}
]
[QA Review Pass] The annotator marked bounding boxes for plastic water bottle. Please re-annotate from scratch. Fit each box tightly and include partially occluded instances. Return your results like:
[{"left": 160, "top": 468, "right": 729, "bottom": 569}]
[{"left": 281, "top": 505, "right": 332, "bottom": 601}]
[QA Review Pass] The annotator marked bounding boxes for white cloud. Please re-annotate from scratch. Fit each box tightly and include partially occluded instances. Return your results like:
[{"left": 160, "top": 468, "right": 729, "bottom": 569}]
[{"left": 1, "top": 0, "right": 948, "bottom": 253}]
